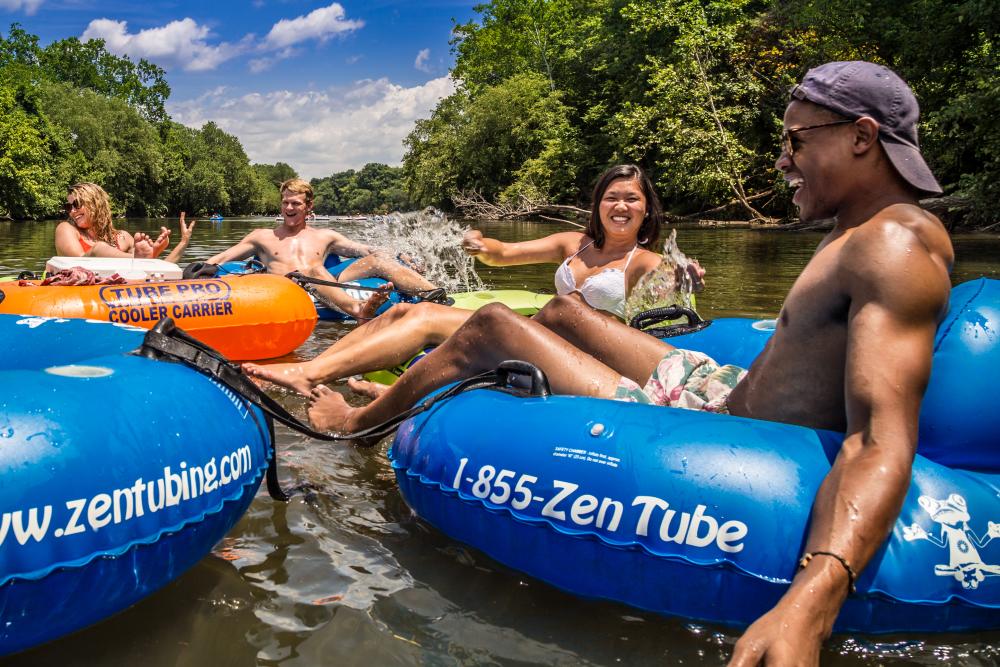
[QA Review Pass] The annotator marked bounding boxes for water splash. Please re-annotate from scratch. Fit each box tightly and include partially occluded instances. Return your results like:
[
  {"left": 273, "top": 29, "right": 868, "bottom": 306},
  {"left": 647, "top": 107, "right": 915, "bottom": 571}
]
[
  {"left": 623, "top": 229, "right": 698, "bottom": 323},
  {"left": 348, "top": 208, "right": 485, "bottom": 293}
]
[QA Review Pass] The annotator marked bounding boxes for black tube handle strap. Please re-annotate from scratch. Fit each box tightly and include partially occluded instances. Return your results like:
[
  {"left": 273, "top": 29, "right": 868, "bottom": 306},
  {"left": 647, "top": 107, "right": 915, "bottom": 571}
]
[
  {"left": 134, "top": 319, "right": 548, "bottom": 499},
  {"left": 285, "top": 271, "right": 450, "bottom": 304},
  {"left": 629, "top": 304, "right": 712, "bottom": 339}
]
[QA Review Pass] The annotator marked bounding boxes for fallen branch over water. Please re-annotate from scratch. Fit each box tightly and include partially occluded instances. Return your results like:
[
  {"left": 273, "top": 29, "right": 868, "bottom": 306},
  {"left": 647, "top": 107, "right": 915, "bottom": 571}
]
[{"left": 453, "top": 189, "right": 588, "bottom": 223}]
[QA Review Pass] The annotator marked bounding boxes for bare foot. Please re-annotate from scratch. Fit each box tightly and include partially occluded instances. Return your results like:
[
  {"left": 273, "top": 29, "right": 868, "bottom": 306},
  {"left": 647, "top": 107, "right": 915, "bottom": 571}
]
[
  {"left": 358, "top": 282, "right": 394, "bottom": 320},
  {"left": 133, "top": 232, "right": 155, "bottom": 258},
  {"left": 243, "top": 362, "right": 316, "bottom": 395},
  {"left": 347, "top": 377, "right": 390, "bottom": 399},
  {"left": 307, "top": 385, "right": 355, "bottom": 432}
]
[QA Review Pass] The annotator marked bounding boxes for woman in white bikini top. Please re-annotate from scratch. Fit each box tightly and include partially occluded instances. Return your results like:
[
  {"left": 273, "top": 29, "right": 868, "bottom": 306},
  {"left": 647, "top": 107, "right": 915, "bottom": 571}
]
[
  {"left": 243, "top": 165, "right": 702, "bottom": 396},
  {"left": 553, "top": 242, "right": 639, "bottom": 319}
]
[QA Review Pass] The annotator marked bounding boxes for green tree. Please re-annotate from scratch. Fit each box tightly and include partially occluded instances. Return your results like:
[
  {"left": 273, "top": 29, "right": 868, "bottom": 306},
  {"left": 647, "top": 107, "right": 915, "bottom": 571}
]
[
  {"left": 606, "top": 0, "right": 773, "bottom": 216},
  {"left": 312, "top": 163, "right": 414, "bottom": 214},
  {"left": 402, "top": 91, "right": 468, "bottom": 207},
  {"left": 0, "top": 78, "right": 80, "bottom": 219},
  {"left": 254, "top": 162, "right": 298, "bottom": 188},
  {"left": 38, "top": 36, "right": 170, "bottom": 123},
  {"left": 403, "top": 73, "right": 583, "bottom": 208},
  {"left": 200, "top": 122, "right": 259, "bottom": 215},
  {"left": 38, "top": 81, "right": 166, "bottom": 216}
]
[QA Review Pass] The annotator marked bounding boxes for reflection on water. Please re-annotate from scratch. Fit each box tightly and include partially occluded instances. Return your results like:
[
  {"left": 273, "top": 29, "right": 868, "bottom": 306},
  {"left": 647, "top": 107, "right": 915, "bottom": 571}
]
[{"left": 3, "top": 217, "right": 1000, "bottom": 665}]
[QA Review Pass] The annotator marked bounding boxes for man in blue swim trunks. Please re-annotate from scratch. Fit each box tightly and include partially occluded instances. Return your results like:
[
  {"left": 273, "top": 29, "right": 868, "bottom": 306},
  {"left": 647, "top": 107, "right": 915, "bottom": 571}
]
[
  {"left": 309, "top": 61, "right": 953, "bottom": 664},
  {"left": 207, "top": 178, "right": 436, "bottom": 319}
]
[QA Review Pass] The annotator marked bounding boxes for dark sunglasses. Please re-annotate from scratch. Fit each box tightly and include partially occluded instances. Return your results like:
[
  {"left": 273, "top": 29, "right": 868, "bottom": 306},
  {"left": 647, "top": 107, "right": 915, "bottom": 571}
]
[
  {"left": 780, "top": 120, "right": 855, "bottom": 158},
  {"left": 64, "top": 200, "right": 85, "bottom": 214}
]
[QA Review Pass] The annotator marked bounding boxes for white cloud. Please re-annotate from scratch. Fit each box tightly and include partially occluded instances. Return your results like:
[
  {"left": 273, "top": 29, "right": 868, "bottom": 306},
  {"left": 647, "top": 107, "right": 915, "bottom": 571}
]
[
  {"left": 167, "top": 76, "right": 457, "bottom": 179},
  {"left": 263, "top": 2, "right": 363, "bottom": 50},
  {"left": 79, "top": 3, "right": 362, "bottom": 74},
  {"left": 81, "top": 18, "right": 248, "bottom": 72},
  {"left": 414, "top": 48, "right": 431, "bottom": 73},
  {"left": 0, "top": 0, "right": 42, "bottom": 14},
  {"left": 248, "top": 47, "right": 299, "bottom": 73}
]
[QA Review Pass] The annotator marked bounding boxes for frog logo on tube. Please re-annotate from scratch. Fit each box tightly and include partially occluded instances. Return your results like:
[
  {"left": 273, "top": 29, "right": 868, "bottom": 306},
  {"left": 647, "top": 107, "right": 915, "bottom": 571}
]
[
  {"left": 903, "top": 493, "right": 1000, "bottom": 589},
  {"left": 99, "top": 280, "right": 234, "bottom": 325}
]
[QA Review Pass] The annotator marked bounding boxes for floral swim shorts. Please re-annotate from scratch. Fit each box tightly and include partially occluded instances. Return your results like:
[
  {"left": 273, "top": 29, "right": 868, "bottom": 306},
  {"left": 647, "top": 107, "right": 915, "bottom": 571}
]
[{"left": 614, "top": 349, "right": 748, "bottom": 414}]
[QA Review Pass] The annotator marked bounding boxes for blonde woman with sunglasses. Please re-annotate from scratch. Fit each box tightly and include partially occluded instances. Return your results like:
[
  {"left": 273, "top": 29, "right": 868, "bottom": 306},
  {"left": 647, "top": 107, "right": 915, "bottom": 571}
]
[{"left": 55, "top": 182, "right": 194, "bottom": 262}]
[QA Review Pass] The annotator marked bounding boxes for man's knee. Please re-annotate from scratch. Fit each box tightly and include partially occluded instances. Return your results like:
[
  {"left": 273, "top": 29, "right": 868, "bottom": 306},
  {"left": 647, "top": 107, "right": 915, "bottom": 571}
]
[
  {"left": 534, "top": 294, "right": 586, "bottom": 326},
  {"left": 457, "top": 302, "right": 518, "bottom": 336}
]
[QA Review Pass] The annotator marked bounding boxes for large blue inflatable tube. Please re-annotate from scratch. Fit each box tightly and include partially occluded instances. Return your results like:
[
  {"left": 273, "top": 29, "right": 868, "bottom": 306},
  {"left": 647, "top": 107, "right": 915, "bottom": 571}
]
[
  {"left": 0, "top": 315, "right": 272, "bottom": 655},
  {"left": 390, "top": 278, "right": 1000, "bottom": 633}
]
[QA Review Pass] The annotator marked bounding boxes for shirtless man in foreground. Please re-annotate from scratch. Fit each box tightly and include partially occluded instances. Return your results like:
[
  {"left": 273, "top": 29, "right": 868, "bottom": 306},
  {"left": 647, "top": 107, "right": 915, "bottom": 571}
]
[
  {"left": 308, "top": 61, "right": 953, "bottom": 663},
  {"left": 207, "top": 178, "right": 436, "bottom": 319}
]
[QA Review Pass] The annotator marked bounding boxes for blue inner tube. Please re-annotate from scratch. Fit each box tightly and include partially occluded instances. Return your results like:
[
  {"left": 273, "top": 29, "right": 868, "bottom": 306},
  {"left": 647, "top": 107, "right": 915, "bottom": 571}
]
[
  {"left": 389, "top": 278, "right": 1000, "bottom": 633},
  {"left": 0, "top": 315, "right": 273, "bottom": 655}
]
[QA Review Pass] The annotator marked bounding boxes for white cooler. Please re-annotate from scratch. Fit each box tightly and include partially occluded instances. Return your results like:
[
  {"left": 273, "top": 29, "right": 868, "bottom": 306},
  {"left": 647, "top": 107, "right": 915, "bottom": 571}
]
[{"left": 45, "top": 257, "right": 184, "bottom": 280}]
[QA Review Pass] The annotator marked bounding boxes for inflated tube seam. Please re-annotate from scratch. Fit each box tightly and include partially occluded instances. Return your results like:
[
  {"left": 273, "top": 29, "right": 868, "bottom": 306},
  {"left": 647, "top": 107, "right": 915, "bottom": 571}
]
[{"left": 934, "top": 278, "right": 985, "bottom": 353}]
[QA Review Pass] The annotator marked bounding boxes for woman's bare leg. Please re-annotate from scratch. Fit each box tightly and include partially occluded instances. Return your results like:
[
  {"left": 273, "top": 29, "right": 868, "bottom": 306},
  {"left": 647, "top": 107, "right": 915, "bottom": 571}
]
[
  {"left": 244, "top": 302, "right": 472, "bottom": 394},
  {"left": 307, "top": 302, "right": 670, "bottom": 436},
  {"left": 532, "top": 294, "right": 674, "bottom": 385}
]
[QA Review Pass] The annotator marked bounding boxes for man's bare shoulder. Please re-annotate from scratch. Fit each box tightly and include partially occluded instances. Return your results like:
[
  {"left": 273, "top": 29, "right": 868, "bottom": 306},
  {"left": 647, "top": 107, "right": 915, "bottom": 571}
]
[
  {"left": 846, "top": 205, "right": 952, "bottom": 270},
  {"left": 245, "top": 227, "right": 277, "bottom": 240},
  {"left": 302, "top": 226, "right": 346, "bottom": 241},
  {"left": 840, "top": 204, "right": 952, "bottom": 314}
]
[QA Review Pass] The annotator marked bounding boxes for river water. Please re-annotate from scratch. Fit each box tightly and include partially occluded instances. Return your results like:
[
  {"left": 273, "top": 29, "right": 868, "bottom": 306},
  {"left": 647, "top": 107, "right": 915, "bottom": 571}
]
[{"left": 3, "top": 217, "right": 1000, "bottom": 666}]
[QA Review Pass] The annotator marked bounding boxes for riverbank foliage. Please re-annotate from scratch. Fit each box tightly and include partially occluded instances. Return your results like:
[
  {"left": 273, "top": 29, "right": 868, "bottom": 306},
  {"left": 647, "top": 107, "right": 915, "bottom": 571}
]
[
  {"left": 0, "top": 24, "right": 294, "bottom": 219},
  {"left": 403, "top": 0, "right": 999, "bottom": 228},
  {"left": 311, "top": 163, "right": 414, "bottom": 215}
]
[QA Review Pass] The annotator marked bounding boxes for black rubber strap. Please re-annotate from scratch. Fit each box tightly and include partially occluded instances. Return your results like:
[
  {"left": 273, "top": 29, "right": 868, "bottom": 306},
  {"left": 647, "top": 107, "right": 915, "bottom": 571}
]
[
  {"left": 134, "top": 319, "right": 549, "bottom": 498},
  {"left": 285, "top": 271, "right": 450, "bottom": 304},
  {"left": 628, "top": 304, "right": 712, "bottom": 338}
]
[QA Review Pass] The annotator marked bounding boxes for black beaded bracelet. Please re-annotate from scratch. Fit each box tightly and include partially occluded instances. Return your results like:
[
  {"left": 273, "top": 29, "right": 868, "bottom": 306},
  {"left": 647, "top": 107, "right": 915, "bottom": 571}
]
[{"left": 798, "top": 551, "right": 857, "bottom": 594}]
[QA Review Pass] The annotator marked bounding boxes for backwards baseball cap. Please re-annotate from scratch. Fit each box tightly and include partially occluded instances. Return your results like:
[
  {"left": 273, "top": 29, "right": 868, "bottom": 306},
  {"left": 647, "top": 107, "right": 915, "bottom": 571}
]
[{"left": 791, "top": 61, "right": 942, "bottom": 196}]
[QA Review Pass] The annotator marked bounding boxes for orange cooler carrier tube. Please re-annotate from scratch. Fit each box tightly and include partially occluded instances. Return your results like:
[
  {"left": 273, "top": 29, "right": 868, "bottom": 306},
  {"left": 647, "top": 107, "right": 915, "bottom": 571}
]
[{"left": 0, "top": 274, "right": 317, "bottom": 361}]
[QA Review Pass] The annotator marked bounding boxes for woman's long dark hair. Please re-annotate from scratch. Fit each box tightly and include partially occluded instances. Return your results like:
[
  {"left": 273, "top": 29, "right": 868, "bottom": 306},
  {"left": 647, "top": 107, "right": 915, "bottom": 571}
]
[{"left": 586, "top": 164, "right": 662, "bottom": 250}]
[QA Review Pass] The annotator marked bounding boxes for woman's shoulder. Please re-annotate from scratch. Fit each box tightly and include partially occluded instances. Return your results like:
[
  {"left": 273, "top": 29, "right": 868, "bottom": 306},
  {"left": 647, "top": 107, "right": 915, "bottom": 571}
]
[
  {"left": 631, "top": 247, "right": 663, "bottom": 271},
  {"left": 550, "top": 230, "right": 590, "bottom": 252}
]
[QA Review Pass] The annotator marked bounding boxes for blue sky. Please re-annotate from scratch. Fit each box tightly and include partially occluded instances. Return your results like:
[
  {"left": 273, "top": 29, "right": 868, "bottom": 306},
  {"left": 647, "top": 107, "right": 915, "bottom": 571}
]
[{"left": 1, "top": 0, "right": 479, "bottom": 178}]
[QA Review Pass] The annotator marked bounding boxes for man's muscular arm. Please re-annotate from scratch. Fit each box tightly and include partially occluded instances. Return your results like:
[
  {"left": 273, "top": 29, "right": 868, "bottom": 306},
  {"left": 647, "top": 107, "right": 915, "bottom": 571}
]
[
  {"left": 206, "top": 232, "right": 259, "bottom": 264},
  {"left": 730, "top": 221, "right": 950, "bottom": 665}
]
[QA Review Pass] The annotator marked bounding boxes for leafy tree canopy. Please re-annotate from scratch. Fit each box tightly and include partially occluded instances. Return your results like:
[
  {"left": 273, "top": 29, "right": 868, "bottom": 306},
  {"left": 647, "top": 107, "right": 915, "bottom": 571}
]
[{"left": 406, "top": 0, "right": 999, "bottom": 227}]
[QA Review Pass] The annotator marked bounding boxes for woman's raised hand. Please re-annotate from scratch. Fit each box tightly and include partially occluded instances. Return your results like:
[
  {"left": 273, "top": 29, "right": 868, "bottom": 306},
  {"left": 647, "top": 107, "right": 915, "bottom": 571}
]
[
  {"left": 684, "top": 259, "right": 707, "bottom": 292},
  {"left": 179, "top": 212, "right": 196, "bottom": 243}
]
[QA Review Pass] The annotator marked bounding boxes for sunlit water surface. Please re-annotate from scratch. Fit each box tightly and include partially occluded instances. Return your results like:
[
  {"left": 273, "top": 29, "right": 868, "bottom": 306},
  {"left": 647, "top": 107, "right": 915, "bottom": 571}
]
[{"left": 2, "top": 217, "right": 999, "bottom": 666}]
